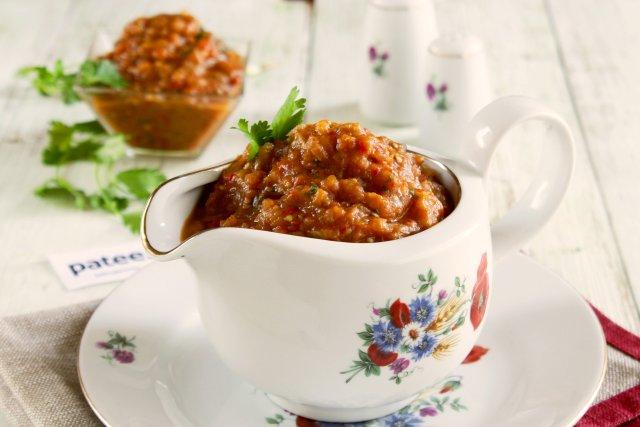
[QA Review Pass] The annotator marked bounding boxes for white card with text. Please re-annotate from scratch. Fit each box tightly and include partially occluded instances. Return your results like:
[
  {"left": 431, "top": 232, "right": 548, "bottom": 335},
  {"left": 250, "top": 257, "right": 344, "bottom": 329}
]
[{"left": 48, "top": 240, "right": 152, "bottom": 290}]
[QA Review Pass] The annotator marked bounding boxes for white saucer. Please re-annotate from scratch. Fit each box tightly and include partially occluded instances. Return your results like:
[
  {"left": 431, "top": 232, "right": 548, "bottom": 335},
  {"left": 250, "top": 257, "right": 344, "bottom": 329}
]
[{"left": 78, "top": 252, "right": 606, "bottom": 427}]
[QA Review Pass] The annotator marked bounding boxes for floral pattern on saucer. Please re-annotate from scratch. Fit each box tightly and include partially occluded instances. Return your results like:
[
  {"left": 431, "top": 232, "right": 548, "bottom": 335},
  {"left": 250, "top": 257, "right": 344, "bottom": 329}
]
[
  {"left": 96, "top": 330, "right": 136, "bottom": 364},
  {"left": 341, "top": 268, "right": 470, "bottom": 384}
]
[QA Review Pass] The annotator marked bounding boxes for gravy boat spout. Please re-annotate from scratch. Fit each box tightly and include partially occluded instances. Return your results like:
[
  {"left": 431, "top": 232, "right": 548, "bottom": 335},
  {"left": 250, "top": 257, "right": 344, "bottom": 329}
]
[{"left": 142, "top": 161, "right": 231, "bottom": 260}]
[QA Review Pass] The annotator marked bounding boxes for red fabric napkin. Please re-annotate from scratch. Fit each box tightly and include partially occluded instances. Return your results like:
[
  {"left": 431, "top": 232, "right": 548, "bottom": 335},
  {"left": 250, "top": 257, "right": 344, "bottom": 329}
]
[{"left": 576, "top": 306, "right": 640, "bottom": 426}]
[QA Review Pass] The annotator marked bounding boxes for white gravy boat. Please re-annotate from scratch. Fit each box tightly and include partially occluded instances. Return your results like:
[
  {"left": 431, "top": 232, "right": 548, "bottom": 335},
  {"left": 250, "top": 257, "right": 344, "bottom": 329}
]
[{"left": 142, "top": 96, "right": 574, "bottom": 422}]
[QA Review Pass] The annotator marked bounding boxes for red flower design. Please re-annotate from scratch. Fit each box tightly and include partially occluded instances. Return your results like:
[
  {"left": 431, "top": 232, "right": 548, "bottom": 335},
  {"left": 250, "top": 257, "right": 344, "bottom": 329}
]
[
  {"left": 389, "top": 299, "right": 411, "bottom": 328},
  {"left": 440, "top": 384, "right": 455, "bottom": 394},
  {"left": 367, "top": 344, "right": 398, "bottom": 366},
  {"left": 112, "top": 349, "right": 135, "bottom": 364},
  {"left": 438, "top": 378, "right": 462, "bottom": 394},
  {"left": 296, "top": 417, "right": 320, "bottom": 427},
  {"left": 462, "top": 345, "right": 489, "bottom": 364},
  {"left": 470, "top": 253, "right": 489, "bottom": 330}
]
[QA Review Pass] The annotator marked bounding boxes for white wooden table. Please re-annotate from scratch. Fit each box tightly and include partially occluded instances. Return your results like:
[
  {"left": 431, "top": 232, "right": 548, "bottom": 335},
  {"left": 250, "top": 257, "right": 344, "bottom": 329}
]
[{"left": 1, "top": 0, "right": 639, "bottom": 338}]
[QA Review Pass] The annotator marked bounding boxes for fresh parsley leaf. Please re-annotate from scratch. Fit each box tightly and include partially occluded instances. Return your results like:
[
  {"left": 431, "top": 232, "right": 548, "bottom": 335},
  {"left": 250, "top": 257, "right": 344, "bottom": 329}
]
[
  {"left": 116, "top": 168, "right": 167, "bottom": 200},
  {"left": 77, "top": 60, "right": 127, "bottom": 89},
  {"left": 43, "top": 139, "right": 102, "bottom": 165},
  {"left": 232, "top": 87, "right": 306, "bottom": 159},
  {"left": 270, "top": 86, "right": 306, "bottom": 141},
  {"left": 44, "top": 120, "right": 101, "bottom": 165},
  {"left": 72, "top": 120, "right": 106, "bottom": 134},
  {"left": 232, "top": 119, "right": 272, "bottom": 159},
  {"left": 250, "top": 120, "right": 274, "bottom": 145},
  {"left": 42, "top": 120, "right": 119, "bottom": 165},
  {"left": 98, "top": 186, "right": 129, "bottom": 214},
  {"left": 34, "top": 177, "right": 92, "bottom": 209},
  {"left": 121, "top": 211, "right": 143, "bottom": 233},
  {"left": 43, "top": 121, "right": 73, "bottom": 165},
  {"left": 19, "top": 59, "right": 126, "bottom": 104},
  {"left": 19, "top": 60, "right": 79, "bottom": 104},
  {"left": 233, "top": 118, "right": 251, "bottom": 137}
]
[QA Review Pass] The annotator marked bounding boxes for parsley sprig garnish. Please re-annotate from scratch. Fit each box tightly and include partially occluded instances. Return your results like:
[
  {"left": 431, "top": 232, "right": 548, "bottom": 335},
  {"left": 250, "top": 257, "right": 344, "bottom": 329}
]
[
  {"left": 19, "top": 57, "right": 165, "bottom": 233},
  {"left": 233, "top": 86, "right": 306, "bottom": 159},
  {"left": 19, "top": 59, "right": 127, "bottom": 104},
  {"left": 34, "top": 120, "right": 166, "bottom": 233}
]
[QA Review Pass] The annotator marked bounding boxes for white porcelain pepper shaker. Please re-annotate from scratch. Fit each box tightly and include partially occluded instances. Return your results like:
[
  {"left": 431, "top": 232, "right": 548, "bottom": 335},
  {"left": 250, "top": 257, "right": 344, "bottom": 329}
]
[
  {"left": 416, "top": 34, "right": 492, "bottom": 160},
  {"left": 359, "top": 0, "right": 439, "bottom": 126}
]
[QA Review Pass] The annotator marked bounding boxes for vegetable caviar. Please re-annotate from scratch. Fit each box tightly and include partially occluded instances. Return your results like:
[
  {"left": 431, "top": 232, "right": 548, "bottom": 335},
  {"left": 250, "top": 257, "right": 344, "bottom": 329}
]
[{"left": 183, "top": 120, "right": 452, "bottom": 242}]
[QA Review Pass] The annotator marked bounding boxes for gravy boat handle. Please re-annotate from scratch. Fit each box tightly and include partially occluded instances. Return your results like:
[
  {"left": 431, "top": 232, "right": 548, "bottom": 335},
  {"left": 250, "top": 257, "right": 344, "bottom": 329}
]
[{"left": 461, "top": 96, "right": 575, "bottom": 260}]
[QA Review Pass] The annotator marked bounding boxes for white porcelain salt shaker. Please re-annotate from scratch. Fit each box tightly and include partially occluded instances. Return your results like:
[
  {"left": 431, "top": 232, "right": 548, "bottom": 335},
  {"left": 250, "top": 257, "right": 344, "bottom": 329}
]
[
  {"left": 359, "top": 0, "right": 438, "bottom": 126},
  {"left": 417, "top": 34, "right": 492, "bottom": 160}
]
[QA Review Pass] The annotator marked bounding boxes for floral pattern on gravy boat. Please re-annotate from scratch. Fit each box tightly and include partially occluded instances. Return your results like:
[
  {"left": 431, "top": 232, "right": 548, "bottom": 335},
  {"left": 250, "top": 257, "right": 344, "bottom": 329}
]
[
  {"left": 342, "top": 254, "right": 488, "bottom": 385},
  {"left": 268, "top": 346, "right": 490, "bottom": 426}
]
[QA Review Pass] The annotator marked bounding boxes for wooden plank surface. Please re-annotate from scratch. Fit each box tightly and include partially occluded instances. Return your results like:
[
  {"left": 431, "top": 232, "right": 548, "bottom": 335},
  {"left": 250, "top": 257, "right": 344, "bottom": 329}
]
[
  {"left": 0, "top": 0, "right": 638, "bottom": 336},
  {"left": 546, "top": 0, "right": 640, "bottom": 311}
]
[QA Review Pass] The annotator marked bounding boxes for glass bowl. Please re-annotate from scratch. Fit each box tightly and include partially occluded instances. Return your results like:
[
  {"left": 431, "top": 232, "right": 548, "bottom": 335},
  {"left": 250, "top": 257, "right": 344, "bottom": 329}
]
[{"left": 78, "top": 34, "right": 249, "bottom": 158}]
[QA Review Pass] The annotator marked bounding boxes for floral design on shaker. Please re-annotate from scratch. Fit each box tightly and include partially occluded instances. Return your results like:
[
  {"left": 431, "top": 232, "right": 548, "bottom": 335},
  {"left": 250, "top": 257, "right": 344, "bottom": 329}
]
[
  {"left": 368, "top": 44, "right": 390, "bottom": 77},
  {"left": 340, "top": 256, "right": 492, "bottom": 384},
  {"left": 426, "top": 77, "right": 450, "bottom": 111},
  {"left": 96, "top": 330, "right": 136, "bottom": 364}
]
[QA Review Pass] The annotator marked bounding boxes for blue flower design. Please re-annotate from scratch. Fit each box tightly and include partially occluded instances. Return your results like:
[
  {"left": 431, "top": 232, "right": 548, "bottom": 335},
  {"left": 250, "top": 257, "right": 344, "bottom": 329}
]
[
  {"left": 410, "top": 333, "right": 437, "bottom": 361},
  {"left": 372, "top": 321, "right": 402, "bottom": 353},
  {"left": 409, "top": 296, "right": 436, "bottom": 326},
  {"left": 382, "top": 412, "right": 423, "bottom": 427}
]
